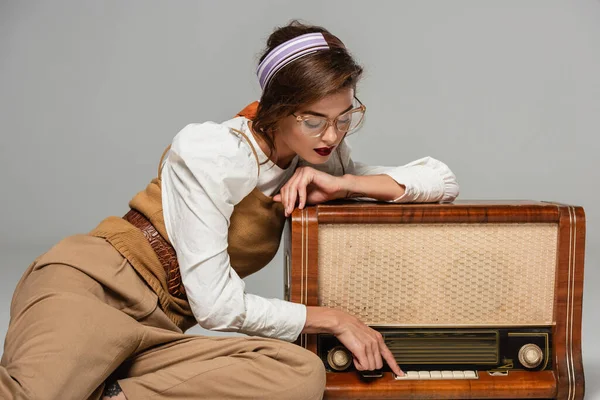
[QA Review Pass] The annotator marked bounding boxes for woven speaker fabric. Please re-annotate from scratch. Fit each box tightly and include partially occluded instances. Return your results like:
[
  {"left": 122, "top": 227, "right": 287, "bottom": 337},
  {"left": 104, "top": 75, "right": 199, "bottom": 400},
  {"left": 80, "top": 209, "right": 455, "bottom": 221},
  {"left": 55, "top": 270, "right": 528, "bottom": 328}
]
[{"left": 318, "top": 223, "right": 558, "bottom": 326}]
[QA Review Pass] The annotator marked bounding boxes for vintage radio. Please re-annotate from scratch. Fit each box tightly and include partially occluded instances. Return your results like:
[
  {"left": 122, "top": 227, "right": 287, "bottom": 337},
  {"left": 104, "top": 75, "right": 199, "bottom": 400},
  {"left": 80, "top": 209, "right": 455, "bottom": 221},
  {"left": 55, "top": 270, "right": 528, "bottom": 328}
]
[{"left": 283, "top": 201, "right": 585, "bottom": 399}]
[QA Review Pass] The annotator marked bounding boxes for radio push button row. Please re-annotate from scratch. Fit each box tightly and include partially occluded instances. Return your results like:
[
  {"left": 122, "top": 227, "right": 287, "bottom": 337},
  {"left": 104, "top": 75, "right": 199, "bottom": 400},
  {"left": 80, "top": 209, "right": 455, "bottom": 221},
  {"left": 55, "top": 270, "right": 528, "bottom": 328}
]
[
  {"left": 518, "top": 343, "right": 543, "bottom": 369},
  {"left": 394, "top": 370, "right": 479, "bottom": 380},
  {"left": 327, "top": 346, "right": 352, "bottom": 371}
]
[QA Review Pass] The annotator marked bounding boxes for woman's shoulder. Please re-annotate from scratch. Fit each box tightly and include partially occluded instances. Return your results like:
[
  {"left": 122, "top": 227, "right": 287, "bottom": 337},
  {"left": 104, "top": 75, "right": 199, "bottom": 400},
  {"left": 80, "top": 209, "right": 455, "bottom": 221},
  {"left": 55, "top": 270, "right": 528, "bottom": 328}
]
[
  {"left": 170, "top": 117, "right": 258, "bottom": 170},
  {"left": 164, "top": 117, "right": 259, "bottom": 203}
]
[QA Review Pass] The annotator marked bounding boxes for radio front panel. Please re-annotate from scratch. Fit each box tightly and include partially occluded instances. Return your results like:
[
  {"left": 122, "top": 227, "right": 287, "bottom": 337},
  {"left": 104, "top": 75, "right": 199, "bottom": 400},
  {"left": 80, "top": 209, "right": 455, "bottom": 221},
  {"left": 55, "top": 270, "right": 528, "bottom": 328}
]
[{"left": 284, "top": 201, "right": 585, "bottom": 400}]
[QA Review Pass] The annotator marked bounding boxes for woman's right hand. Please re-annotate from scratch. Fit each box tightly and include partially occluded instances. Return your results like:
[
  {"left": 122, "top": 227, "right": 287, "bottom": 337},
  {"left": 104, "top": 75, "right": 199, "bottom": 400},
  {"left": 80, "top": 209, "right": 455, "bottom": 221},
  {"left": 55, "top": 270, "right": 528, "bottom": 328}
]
[{"left": 303, "top": 307, "right": 405, "bottom": 376}]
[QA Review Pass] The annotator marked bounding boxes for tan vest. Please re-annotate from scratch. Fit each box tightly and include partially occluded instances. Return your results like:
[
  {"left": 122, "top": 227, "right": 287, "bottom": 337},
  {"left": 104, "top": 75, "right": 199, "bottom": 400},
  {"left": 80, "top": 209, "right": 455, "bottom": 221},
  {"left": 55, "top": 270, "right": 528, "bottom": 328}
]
[{"left": 90, "top": 103, "right": 286, "bottom": 332}]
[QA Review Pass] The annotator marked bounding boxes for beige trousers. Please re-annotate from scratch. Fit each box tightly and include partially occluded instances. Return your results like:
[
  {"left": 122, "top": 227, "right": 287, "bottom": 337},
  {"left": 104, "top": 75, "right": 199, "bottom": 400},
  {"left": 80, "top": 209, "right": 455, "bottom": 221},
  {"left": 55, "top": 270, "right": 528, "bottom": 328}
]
[{"left": 0, "top": 234, "right": 325, "bottom": 400}]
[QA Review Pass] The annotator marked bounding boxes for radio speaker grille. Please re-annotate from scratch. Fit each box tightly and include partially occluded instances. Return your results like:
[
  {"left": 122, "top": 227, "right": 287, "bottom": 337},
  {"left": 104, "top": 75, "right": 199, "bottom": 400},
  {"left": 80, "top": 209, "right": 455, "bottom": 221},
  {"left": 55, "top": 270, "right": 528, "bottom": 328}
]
[{"left": 318, "top": 223, "right": 557, "bottom": 326}]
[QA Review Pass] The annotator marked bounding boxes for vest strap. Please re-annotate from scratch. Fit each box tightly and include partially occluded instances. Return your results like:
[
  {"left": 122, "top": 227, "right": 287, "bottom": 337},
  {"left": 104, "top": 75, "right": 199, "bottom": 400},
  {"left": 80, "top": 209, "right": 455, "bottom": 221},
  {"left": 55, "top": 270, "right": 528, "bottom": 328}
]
[
  {"left": 230, "top": 127, "right": 261, "bottom": 178},
  {"left": 157, "top": 144, "right": 171, "bottom": 182}
]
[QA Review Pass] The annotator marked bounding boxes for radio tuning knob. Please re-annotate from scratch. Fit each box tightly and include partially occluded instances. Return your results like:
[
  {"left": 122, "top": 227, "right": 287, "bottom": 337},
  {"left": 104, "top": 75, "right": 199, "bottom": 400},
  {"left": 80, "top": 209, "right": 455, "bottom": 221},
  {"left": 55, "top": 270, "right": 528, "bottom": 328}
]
[
  {"left": 327, "top": 346, "right": 352, "bottom": 371},
  {"left": 518, "top": 343, "right": 543, "bottom": 369}
]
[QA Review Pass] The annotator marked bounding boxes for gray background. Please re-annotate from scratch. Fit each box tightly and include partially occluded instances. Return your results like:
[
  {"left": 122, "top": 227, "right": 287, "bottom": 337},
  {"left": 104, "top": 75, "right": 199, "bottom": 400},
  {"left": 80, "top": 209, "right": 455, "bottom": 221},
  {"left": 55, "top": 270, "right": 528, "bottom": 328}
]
[{"left": 1, "top": 0, "right": 598, "bottom": 397}]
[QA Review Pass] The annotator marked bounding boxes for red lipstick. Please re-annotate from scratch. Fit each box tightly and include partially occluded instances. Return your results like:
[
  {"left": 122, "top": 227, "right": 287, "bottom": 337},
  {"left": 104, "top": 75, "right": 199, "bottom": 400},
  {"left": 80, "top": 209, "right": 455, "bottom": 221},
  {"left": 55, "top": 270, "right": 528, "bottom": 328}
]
[{"left": 314, "top": 146, "right": 334, "bottom": 156}]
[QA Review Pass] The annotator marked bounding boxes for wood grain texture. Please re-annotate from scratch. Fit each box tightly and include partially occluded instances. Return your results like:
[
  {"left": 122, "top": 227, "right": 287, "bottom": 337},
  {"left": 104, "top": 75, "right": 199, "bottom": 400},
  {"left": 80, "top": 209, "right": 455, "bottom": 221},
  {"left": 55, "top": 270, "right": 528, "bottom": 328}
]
[
  {"left": 552, "top": 205, "right": 586, "bottom": 400},
  {"left": 315, "top": 200, "right": 560, "bottom": 224},
  {"left": 288, "top": 207, "right": 319, "bottom": 353},
  {"left": 286, "top": 201, "right": 585, "bottom": 399},
  {"left": 325, "top": 371, "right": 556, "bottom": 399}
]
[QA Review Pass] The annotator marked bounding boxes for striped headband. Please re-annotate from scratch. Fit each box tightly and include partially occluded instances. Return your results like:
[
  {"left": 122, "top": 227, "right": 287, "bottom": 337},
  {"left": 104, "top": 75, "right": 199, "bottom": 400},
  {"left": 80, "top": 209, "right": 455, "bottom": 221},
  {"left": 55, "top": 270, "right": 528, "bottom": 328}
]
[{"left": 257, "top": 32, "right": 330, "bottom": 90}]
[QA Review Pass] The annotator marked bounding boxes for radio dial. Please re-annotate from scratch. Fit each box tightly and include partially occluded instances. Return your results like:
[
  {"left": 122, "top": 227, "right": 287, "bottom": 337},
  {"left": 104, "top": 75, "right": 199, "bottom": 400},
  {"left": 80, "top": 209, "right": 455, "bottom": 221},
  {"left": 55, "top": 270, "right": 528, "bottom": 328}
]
[
  {"left": 518, "top": 343, "right": 543, "bottom": 369},
  {"left": 327, "top": 346, "right": 352, "bottom": 371}
]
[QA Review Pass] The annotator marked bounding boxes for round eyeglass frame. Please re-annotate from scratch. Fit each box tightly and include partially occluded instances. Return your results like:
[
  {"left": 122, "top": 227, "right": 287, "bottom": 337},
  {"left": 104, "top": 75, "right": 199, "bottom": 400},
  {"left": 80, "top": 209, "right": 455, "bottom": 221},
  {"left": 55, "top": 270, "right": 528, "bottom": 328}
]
[{"left": 291, "top": 96, "right": 366, "bottom": 138}]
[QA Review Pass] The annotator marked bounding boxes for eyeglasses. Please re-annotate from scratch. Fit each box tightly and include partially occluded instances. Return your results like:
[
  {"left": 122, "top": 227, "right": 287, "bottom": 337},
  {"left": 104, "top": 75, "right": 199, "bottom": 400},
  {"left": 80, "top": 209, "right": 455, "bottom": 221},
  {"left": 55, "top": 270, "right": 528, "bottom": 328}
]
[{"left": 292, "top": 96, "right": 366, "bottom": 138}]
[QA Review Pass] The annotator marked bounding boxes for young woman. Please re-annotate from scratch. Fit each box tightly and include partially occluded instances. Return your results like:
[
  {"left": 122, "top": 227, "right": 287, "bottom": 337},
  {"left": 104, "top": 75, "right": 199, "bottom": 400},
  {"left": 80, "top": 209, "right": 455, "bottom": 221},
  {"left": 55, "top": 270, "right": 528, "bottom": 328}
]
[{"left": 0, "top": 20, "right": 458, "bottom": 400}]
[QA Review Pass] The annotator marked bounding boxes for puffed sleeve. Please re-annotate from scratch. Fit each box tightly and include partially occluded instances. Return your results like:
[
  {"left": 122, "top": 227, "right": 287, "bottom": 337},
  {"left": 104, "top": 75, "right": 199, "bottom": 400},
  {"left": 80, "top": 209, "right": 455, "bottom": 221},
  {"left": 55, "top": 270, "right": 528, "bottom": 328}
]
[
  {"left": 161, "top": 122, "right": 306, "bottom": 342},
  {"left": 299, "top": 139, "right": 459, "bottom": 203}
]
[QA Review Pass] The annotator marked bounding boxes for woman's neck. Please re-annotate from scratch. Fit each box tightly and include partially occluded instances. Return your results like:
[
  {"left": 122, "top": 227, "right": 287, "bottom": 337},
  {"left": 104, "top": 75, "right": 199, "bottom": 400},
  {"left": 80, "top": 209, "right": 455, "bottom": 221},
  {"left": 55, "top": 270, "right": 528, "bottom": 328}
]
[{"left": 248, "top": 121, "right": 296, "bottom": 169}]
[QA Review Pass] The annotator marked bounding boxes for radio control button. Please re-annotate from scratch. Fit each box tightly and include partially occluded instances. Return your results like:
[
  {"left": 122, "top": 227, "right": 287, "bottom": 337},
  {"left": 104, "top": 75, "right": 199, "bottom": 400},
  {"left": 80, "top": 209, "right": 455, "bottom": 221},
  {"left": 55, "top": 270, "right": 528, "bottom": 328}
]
[
  {"left": 407, "top": 371, "right": 420, "bottom": 379},
  {"left": 464, "top": 370, "right": 477, "bottom": 378},
  {"left": 331, "top": 350, "right": 349, "bottom": 366},
  {"left": 452, "top": 370, "right": 465, "bottom": 378},
  {"left": 430, "top": 371, "right": 442, "bottom": 379},
  {"left": 518, "top": 343, "right": 543, "bottom": 369},
  {"left": 327, "top": 346, "right": 352, "bottom": 371},
  {"left": 442, "top": 370, "right": 454, "bottom": 378},
  {"left": 418, "top": 371, "right": 431, "bottom": 379}
]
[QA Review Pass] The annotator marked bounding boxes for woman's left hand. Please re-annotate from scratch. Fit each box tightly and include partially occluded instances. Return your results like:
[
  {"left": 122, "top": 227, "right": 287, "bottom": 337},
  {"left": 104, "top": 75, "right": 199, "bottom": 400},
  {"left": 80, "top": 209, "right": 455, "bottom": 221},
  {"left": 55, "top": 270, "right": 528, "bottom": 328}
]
[{"left": 273, "top": 166, "right": 350, "bottom": 217}]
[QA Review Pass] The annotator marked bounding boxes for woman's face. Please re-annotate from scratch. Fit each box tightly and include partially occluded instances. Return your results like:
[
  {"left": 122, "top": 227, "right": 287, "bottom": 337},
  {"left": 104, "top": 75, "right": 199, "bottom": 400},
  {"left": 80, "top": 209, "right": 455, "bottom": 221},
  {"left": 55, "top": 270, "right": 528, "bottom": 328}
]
[{"left": 275, "top": 87, "right": 355, "bottom": 165}]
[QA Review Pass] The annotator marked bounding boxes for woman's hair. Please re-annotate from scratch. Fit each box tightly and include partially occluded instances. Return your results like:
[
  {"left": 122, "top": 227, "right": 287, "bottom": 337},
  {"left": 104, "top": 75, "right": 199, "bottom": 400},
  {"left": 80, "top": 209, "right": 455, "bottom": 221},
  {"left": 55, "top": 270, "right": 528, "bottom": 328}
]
[{"left": 252, "top": 20, "right": 364, "bottom": 159}]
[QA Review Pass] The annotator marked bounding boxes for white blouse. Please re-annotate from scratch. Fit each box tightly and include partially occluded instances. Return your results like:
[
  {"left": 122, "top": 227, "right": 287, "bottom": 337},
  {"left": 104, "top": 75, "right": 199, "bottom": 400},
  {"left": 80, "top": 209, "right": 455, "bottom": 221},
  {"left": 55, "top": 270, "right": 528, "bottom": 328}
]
[{"left": 161, "top": 116, "right": 459, "bottom": 342}]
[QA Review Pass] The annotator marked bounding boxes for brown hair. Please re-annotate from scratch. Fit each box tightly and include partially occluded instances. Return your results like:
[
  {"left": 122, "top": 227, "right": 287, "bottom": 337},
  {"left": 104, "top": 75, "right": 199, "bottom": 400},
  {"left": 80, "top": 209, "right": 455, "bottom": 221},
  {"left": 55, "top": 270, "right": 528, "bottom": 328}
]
[{"left": 252, "top": 20, "right": 364, "bottom": 160}]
